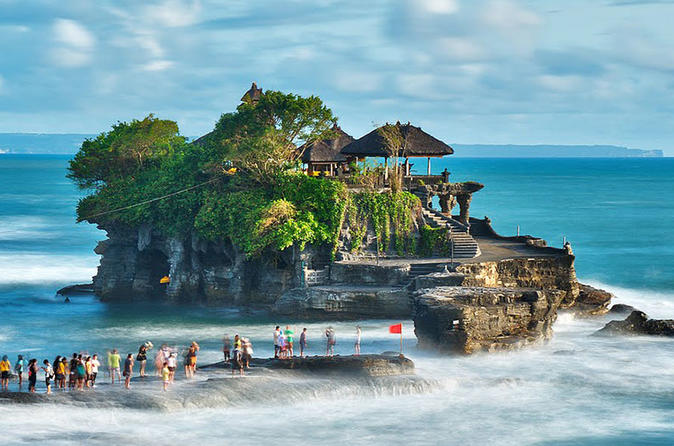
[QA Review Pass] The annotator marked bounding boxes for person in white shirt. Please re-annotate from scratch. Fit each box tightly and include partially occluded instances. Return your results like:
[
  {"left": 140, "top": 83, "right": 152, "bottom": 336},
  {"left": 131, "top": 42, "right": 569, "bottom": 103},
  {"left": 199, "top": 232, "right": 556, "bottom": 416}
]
[
  {"left": 273, "top": 326, "right": 281, "bottom": 359},
  {"left": 90, "top": 354, "right": 100, "bottom": 387}
]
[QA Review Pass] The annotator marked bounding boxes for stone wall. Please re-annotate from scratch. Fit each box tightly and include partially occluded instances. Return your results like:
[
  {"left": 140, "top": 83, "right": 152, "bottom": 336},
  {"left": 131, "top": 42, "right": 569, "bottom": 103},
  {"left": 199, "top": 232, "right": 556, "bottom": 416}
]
[{"left": 456, "top": 256, "right": 580, "bottom": 304}]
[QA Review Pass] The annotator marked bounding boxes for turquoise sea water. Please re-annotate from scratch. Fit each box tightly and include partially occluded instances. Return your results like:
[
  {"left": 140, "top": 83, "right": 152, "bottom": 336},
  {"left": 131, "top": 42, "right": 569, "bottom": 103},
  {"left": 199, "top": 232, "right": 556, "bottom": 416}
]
[{"left": 0, "top": 155, "right": 673, "bottom": 445}]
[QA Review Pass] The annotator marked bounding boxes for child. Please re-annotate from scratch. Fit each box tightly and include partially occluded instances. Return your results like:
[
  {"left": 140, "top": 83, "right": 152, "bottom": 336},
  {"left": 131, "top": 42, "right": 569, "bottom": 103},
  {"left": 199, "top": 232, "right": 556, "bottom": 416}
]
[
  {"left": 41, "top": 359, "right": 54, "bottom": 394},
  {"left": 0, "top": 355, "right": 11, "bottom": 391},
  {"left": 14, "top": 355, "right": 26, "bottom": 388},
  {"left": 162, "top": 362, "right": 170, "bottom": 391}
]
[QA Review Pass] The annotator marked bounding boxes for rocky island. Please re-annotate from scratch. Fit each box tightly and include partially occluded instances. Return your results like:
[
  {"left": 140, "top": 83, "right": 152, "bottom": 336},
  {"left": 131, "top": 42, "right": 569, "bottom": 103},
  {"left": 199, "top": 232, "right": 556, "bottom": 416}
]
[{"left": 69, "top": 83, "right": 612, "bottom": 355}]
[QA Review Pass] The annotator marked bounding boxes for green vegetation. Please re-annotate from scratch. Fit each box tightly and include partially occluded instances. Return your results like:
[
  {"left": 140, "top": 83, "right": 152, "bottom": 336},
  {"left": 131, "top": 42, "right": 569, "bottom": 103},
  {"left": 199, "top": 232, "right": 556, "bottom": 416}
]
[
  {"left": 69, "top": 89, "right": 426, "bottom": 259},
  {"left": 418, "top": 225, "right": 453, "bottom": 257},
  {"left": 346, "top": 191, "right": 420, "bottom": 256}
]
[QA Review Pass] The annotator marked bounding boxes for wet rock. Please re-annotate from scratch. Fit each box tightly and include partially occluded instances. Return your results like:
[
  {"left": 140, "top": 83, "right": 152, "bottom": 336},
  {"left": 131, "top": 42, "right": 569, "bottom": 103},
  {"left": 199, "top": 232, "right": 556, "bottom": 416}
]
[
  {"left": 609, "top": 304, "right": 639, "bottom": 315},
  {"left": 413, "top": 286, "right": 566, "bottom": 354},
  {"left": 595, "top": 311, "right": 674, "bottom": 337},
  {"left": 201, "top": 354, "right": 415, "bottom": 377},
  {"left": 570, "top": 284, "right": 613, "bottom": 316},
  {"left": 56, "top": 283, "right": 94, "bottom": 296}
]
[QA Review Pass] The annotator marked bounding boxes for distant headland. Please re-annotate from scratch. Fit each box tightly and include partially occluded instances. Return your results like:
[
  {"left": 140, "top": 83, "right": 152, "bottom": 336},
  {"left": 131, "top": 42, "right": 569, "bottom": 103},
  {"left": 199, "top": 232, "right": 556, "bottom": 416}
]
[{"left": 0, "top": 133, "right": 665, "bottom": 158}]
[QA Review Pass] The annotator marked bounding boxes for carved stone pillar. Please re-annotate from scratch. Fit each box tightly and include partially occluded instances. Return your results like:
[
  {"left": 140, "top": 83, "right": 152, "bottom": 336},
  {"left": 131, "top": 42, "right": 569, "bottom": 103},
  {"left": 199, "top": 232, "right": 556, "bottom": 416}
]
[
  {"left": 439, "top": 193, "right": 456, "bottom": 216},
  {"left": 457, "top": 193, "right": 472, "bottom": 225}
]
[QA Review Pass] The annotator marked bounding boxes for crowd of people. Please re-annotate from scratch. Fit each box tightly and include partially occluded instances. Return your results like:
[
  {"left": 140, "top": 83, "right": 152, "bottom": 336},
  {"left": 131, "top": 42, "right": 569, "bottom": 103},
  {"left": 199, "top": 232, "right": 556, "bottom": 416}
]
[{"left": 0, "top": 325, "right": 364, "bottom": 394}]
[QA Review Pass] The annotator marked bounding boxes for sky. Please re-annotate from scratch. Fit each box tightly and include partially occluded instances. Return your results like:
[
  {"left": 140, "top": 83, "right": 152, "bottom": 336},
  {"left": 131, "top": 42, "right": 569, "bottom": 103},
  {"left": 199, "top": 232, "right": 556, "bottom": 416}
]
[{"left": 1, "top": 0, "right": 674, "bottom": 154}]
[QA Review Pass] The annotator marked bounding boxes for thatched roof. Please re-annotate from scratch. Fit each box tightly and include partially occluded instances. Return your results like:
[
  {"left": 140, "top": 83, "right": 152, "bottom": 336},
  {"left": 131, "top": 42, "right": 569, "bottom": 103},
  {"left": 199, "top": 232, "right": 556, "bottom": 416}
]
[
  {"left": 300, "top": 125, "right": 354, "bottom": 163},
  {"left": 340, "top": 122, "right": 454, "bottom": 158},
  {"left": 241, "top": 82, "right": 263, "bottom": 103}
]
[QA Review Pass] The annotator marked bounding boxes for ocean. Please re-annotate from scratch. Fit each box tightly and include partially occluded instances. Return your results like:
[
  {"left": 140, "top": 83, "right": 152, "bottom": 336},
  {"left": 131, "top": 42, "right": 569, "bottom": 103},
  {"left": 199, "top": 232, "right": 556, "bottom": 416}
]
[{"left": 1, "top": 155, "right": 673, "bottom": 445}]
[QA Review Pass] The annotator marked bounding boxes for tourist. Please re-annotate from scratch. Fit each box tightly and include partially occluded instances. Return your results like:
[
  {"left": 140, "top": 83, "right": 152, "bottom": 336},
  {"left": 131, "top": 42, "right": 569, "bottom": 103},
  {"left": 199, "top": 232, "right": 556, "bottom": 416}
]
[
  {"left": 136, "top": 342, "right": 149, "bottom": 377},
  {"left": 60, "top": 357, "right": 69, "bottom": 390},
  {"left": 299, "top": 328, "right": 308, "bottom": 357},
  {"left": 14, "top": 355, "right": 26, "bottom": 388},
  {"left": 123, "top": 353, "right": 134, "bottom": 389},
  {"left": 185, "top": 342, "right": 199, "bottom": 378},
  {"left": 155, "top": 344, "right": 169, "bottom": 375},
  {"left": 232, "top": 347, "right": 244, "bottom": 377},
  {"left": 223, "top": 335, "right": 231, "bottom": 362},
  {"left": 53, "top": 355, "right": 64, "bottom": 390},
  {"left": 273, "top": 326, "right": 281, "bottom": 359},
  {"left": 325, "top": 327, "right": 336, "bottom": 357},
  {"left": 355, "top": 326, "right": 361, "bottom": 356},
  {"left": 84, "top": 356, "right": 92, "bottom": 388},
  {"left": 278, "top": 330, "right": 287, "bottom": 359},
  {"left": 90, "top": 354, "right": 100, "bottom": 387},
  {"left": 161, "top": 362, "right": 170, "bottom": 391},
  {"left": 167, "top": 352, "right": 177, "bottom": 382},
  {"left": 108, "top": 349, "right": 121, "bottom": 384},
  {"left": 242, "top": 338, "right": 253, "bottom": 369},
  {"left": 76, "top": 355, "right": 86, "bottom": 390},
  {"left": 69, "top": 353, "right": 78, "bottom": 389},
  {"left": 41, "top": 359, "right": 54, "bottom": 394},
  {"left": 27, "top": 359, "right": 38, "bottom": 393},
  {"left": 0, "top": 355, "right": 11, "bottom": 391},
  {"left": 284, "top": 325, "right": 295, "bottom": 357}
]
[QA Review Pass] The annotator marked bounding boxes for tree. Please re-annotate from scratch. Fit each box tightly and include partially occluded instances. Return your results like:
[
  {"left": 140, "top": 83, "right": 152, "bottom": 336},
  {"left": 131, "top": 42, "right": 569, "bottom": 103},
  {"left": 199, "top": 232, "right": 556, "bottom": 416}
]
[
  {"left": 378, "top": 122, "right": 408, "bottom": 193},
  {"left": 208, "top": 90, "right": 336, "bottom": 183},
  {"left": 67, "top": 114, "right": 184, "bottom": 189}
]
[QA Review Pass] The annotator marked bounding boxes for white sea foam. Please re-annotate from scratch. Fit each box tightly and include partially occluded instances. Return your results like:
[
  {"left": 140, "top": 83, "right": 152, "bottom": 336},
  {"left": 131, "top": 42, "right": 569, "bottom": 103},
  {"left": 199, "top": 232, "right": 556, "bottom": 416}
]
[
  {"left": 0, "top": 215, "right": 53, "bottom": 240},
  {"left": 0, "top": 253, "right": 98, "bottom": 284}
]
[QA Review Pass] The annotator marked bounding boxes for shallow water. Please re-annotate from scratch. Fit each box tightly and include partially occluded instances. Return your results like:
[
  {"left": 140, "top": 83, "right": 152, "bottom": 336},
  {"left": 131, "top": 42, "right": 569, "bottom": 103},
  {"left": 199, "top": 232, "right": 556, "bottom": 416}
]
[{"left": 1, "top": 155, "right": 673, "bottom": 445}]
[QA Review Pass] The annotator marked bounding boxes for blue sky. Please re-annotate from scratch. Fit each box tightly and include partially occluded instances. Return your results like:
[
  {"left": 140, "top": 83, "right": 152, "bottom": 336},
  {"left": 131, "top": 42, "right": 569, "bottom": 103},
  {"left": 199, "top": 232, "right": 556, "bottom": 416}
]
[{"left": 1, "top": 0, "right": 674, "bottom": 154}]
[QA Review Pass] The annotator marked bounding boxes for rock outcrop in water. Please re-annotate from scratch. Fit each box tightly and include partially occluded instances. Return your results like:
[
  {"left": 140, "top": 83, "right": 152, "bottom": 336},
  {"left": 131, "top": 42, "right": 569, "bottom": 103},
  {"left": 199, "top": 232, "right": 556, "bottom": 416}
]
[
  {"left": 594, "top": 311, "right": 674, "bottom": 337},
  {"left": 413, "top": 286, "right": 566, "bottom": 353},
  {"left": 202, "top": 354, "right": 415, "bottom": 377}
]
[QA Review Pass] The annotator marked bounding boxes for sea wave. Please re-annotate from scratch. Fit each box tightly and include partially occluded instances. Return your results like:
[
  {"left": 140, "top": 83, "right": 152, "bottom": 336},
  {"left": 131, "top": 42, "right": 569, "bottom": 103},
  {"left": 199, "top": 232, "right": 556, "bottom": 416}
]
[{"left": 0, "top": 253, "right": 97, "bottom": 284}]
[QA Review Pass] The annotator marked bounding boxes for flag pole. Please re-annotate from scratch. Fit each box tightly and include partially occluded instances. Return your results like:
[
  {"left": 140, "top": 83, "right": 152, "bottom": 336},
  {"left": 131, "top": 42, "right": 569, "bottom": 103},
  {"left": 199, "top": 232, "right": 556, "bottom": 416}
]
[{"left": 400, "top": 323, "right": 403, "bottom": 355}]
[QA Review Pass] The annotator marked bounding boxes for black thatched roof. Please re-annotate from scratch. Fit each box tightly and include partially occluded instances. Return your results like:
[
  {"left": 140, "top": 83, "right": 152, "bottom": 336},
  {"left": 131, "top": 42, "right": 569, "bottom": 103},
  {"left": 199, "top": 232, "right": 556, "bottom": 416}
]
[
  {"left": 241, "top": 82, "right": 263, "bottom": 103},
  {"left": 340, "top": 122, "right": 454, "bottom": 157},
  {"left": 300, "top": 125, "right": 354, "bottom": 163}
]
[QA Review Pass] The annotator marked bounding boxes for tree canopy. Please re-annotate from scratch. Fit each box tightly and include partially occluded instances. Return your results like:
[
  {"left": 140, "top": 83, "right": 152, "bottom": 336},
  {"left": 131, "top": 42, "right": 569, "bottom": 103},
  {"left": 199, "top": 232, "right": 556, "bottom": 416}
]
[{"left": 67, "top": 114, "right": 184, "bottom": 189}]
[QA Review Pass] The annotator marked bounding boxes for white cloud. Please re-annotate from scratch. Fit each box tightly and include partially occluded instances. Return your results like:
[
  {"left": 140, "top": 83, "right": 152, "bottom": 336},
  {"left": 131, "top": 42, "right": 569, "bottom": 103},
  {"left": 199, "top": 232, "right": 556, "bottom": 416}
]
[
  {"left": 52, "top": 19, "right": 95, "bottom": 67},
  {"left": 142, "top": 60, "right": 174, "bottom": 71},
  {"left": 537, "top": 74, "right": 583, "bottom": 92},
  {"left": 483, "top": 0, "right": 541, "bottom": 29},
  {"left": 143, "top": 0, "right": 203, "bottom": 27},
  {"left": 0, "top": 74, "right": 5, "bottom": 94},
  {"left": 439, "top": 37, "right": 484, "bottom": 61},
  {"left": 418, "top": 0, "right": 459, "bottom": 15},
  {"left": 334, "top": 71, "right": 382, "bottom": 93},
  {"left": 396, "top": 73, "right": 436, "bottom": 98},
  {"left": 53, "top": 18, "right": 95, "bottom": 49}
]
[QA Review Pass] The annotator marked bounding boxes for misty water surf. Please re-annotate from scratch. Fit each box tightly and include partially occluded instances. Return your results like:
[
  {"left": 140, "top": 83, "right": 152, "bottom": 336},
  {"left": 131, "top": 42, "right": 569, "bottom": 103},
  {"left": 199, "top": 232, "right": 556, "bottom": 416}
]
[{"left": 1, "top": 155, "right": 673, "bottom": 445}]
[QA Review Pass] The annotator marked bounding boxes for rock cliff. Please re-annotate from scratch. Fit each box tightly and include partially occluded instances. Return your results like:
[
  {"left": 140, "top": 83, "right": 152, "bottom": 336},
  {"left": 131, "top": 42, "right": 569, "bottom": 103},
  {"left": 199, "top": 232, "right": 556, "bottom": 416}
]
[{"left": 413, "top": 286, "right": 566, "bottom": 353}]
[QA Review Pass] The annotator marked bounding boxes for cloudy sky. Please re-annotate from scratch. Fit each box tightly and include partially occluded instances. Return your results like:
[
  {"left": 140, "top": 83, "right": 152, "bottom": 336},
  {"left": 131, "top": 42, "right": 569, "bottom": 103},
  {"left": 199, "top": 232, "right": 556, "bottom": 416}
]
[{"left": 1, "top": 0, "right": 674, "bottom": 153}]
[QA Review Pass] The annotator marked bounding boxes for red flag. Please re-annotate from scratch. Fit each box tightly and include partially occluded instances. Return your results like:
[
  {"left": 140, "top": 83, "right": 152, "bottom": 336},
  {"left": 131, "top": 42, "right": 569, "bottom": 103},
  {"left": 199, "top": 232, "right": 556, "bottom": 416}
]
[{"left": 389, "top": 323, "right": 402, "bottom": 334}]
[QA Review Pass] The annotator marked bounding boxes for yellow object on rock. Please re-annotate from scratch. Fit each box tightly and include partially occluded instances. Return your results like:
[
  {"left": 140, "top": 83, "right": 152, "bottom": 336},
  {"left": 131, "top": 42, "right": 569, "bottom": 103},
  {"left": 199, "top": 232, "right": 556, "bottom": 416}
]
[{"left": 160, "top": 276, "right": 170, "bottom": 284}]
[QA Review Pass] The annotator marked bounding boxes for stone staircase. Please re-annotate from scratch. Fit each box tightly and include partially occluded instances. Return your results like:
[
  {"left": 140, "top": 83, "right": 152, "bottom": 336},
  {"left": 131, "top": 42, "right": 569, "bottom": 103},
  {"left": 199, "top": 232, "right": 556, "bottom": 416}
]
[{"left": 421, "top": 208, "right": 481, "bottom": 258}]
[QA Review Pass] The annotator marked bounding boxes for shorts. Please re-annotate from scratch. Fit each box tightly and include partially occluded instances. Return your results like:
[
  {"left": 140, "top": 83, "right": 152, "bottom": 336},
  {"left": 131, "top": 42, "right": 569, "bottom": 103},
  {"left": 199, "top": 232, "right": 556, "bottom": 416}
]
[
  {"left": 168, "top": 367, "right": 176, "bottom": 372},
  {"left": 45, "top": 377, "right": 52, "bottom": 386},
  {"left": 0, "top": 371, "right": 9, "bottom": 379},
  {"left": 90, "top": 372, "right": 97, "bottom": 381},
  {"left": 55, "top": 373, "right": 64, "bottom": 380},
  {"left": 111, "top": 367, "right": 120, "bottom": 374}
]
